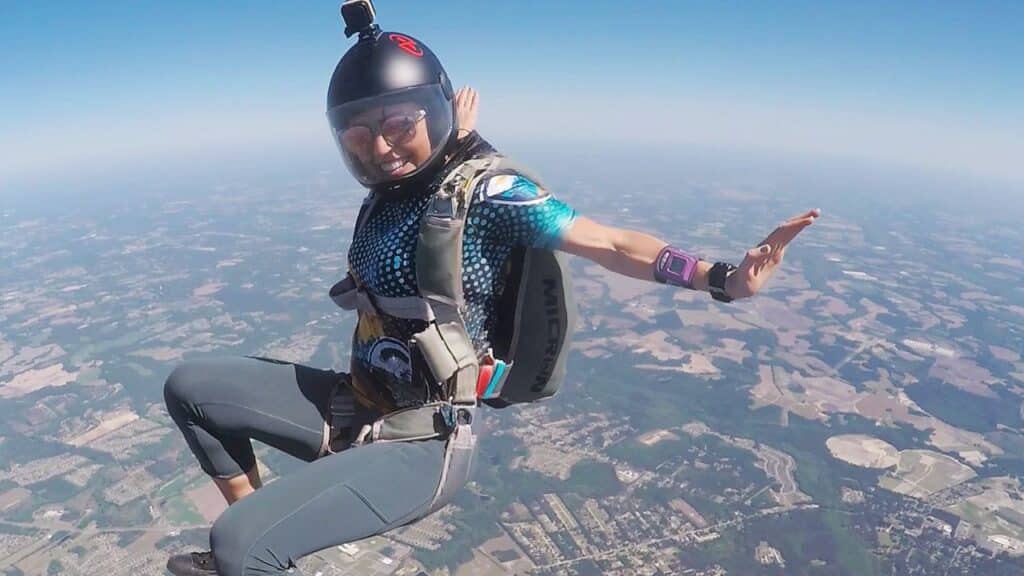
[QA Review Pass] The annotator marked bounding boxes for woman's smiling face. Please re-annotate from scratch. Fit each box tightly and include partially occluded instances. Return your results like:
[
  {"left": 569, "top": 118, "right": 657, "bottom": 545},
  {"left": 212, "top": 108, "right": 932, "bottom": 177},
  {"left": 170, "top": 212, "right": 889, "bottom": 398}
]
[{"left": 342, "top": 103, "right": 433, "bottom": 182}]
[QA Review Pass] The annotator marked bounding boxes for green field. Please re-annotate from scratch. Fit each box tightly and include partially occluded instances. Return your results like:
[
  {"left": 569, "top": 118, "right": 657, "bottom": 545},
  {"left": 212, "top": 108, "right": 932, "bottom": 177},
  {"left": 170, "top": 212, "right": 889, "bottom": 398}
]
[{"left": 164, "top": 497, "right": 206, "bottom": 526}]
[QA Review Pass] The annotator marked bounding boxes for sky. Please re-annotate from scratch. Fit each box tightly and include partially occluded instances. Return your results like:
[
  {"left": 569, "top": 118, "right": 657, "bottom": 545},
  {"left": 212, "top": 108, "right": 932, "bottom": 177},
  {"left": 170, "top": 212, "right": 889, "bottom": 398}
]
[{"left": 1, "top": 0, "right": 1022, "bottom": 193}]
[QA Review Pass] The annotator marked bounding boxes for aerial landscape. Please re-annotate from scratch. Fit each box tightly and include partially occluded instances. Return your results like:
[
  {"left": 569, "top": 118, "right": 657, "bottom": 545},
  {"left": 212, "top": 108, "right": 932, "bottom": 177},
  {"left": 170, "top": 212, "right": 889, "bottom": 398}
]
[
  {"left": 2, "top": 153, "right": 1023, "bottom": 574},
  {"left": 3, "top": 2, "right": 1023, "bottom": 575}
]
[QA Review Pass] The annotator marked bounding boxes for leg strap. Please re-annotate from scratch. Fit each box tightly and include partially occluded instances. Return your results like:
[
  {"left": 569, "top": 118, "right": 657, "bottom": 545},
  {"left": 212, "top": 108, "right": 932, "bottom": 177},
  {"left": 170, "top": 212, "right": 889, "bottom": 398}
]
[
  {"left": 352, "top": 402, "right": 459, "bottom": 446},
  {"left": 427, "top": 409, "right": 477, "bottom": 513}
]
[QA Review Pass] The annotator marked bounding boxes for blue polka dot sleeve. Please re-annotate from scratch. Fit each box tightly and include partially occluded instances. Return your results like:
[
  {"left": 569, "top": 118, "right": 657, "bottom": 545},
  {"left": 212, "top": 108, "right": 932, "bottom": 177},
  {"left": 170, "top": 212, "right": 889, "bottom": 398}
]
[{"left": 472, "top": 173, "right": 577, "bottom": 249}]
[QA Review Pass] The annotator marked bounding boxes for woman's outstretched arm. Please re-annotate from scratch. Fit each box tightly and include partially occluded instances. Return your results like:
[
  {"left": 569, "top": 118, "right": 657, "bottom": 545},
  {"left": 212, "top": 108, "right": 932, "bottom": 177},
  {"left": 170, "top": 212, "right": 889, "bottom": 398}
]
[{"left": 557, "top": 210, "right": 821, "bottom": 300}]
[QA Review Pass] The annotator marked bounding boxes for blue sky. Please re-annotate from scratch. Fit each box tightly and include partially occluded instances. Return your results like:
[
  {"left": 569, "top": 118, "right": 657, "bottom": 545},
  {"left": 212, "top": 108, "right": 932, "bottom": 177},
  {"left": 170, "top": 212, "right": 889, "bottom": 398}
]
[{"left": 2, "top": 0, "right": 1022, "bottom": 191}]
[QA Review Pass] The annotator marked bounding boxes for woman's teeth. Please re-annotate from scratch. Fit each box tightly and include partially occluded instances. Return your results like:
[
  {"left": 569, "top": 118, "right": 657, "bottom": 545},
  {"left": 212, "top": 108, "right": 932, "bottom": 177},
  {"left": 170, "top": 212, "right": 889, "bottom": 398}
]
[{"left": 380, "top": 159, "right": 407, "bottom": 173}]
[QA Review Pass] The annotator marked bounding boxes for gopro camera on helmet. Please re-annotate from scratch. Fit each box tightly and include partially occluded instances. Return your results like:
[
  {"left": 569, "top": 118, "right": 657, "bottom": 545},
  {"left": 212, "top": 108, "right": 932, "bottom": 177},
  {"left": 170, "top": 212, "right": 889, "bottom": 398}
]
[{"left": 341, "top": 0, "right": 377, "bottom": 38}]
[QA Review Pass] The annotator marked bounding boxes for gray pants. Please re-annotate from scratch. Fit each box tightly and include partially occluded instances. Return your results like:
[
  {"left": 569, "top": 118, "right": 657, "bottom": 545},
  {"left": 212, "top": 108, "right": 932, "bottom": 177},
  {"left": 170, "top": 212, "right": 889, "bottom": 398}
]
[{"left": 163, "top": 356, "right": 478, "bottom": 576}]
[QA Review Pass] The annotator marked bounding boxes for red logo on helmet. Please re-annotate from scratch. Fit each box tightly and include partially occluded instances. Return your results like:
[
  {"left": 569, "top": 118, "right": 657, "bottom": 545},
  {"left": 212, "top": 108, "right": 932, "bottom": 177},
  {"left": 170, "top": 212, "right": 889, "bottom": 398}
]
[{"left": 388, "top": 33, "right": 424, "bottom": 57}]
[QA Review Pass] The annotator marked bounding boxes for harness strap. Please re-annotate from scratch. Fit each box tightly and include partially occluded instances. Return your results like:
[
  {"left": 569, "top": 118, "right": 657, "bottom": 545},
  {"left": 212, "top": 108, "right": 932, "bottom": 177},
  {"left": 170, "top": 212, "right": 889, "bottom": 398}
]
[
  {"left": 346, "top": 401, "right": 477, "bottom": 516},
  {"left": 411, "top": 158, "right": 501, "bottom": 404},
  {"left": 351, "top": 402, "right": 456, "bottom": 446},
  {"left": 354, "top": 192, "right": 379, "bottom": 234},
  {"left": 329, "top": 274, "right": 436, "bottom": 321},
  {"left": 428, "top": 408, "right": 475, "bottom": 511},
  {"left": 330, "top": 157, "right": 504, "bottom": 406},
  {"left": 410, "top": 320, "right": 480, "bottom": 404}
]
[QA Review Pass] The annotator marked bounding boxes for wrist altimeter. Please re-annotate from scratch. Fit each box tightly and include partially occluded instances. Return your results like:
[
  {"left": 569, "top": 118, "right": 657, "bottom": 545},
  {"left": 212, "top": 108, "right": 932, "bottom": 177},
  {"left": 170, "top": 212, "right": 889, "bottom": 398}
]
[
  {"left": 653, "top": 246, "right": 700, "bottom": 289},
  {"left": 708, "top": 261, "right": 738, "bottom": 302}
]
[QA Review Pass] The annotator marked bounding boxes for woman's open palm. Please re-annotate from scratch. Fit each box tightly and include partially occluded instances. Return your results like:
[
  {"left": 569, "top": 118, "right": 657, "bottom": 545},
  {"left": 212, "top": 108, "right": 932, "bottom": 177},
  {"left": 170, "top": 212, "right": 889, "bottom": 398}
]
[{"left": 725, "top": 209, "right": 821, "bottom": 299}]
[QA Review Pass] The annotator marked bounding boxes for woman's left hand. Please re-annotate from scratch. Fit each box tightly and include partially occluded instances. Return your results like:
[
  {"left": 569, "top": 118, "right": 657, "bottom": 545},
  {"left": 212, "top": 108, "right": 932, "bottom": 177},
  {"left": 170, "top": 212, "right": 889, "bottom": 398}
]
[
  {"left": 454, "top": 86, "right": 479, "bottom": 138},
  {"left": 725, "top": 209, "right": 821, "bottom": 300}
]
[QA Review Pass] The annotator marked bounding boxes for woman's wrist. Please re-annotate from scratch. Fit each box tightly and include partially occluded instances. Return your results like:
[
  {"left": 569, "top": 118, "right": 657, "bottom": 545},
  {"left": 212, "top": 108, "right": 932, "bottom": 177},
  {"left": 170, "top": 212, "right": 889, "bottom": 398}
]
[{"left": 691, "top": 260, "right": 713, "bottom": 292}]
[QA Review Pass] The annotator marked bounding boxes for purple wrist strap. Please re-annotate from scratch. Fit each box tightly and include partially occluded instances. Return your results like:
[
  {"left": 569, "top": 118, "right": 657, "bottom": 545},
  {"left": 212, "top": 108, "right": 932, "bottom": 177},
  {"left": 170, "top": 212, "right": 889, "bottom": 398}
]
[{"left": 653, "top": 245, "right": 699, "bottom": 289}]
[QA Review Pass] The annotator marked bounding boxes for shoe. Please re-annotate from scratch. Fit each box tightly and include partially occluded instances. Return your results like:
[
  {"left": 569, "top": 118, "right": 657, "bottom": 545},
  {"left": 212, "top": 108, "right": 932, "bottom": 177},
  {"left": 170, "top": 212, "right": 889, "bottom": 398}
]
[{"left": 167, "top": 550, "right": 218, "bottom": 575}]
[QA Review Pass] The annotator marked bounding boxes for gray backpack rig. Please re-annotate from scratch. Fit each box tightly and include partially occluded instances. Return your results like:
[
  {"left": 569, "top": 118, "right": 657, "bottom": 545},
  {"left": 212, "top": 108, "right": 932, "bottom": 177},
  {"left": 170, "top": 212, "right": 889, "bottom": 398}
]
[{"left": 330, "top": 156, "right": 577, "bottom": 409}]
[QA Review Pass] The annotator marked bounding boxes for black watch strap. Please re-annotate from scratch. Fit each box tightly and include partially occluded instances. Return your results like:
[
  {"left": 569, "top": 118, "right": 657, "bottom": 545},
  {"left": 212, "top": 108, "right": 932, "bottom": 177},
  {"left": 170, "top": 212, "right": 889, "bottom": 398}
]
[{"left": 708, "top": 262, "right": 738, "bottom": 303}]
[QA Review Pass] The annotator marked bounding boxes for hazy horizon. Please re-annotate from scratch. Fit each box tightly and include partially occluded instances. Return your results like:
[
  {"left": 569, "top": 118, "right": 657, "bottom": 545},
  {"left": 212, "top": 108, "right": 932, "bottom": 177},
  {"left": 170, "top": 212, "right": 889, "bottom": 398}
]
[{"left": 2, "top": 0, "right": 1022, "bottom": 196}]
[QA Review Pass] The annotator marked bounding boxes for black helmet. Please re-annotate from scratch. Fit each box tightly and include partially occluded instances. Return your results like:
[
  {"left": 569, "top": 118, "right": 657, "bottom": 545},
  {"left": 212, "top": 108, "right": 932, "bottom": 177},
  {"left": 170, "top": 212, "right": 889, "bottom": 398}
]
[{"left": 327, "top": 23, "right": 455, "bottom": 188}]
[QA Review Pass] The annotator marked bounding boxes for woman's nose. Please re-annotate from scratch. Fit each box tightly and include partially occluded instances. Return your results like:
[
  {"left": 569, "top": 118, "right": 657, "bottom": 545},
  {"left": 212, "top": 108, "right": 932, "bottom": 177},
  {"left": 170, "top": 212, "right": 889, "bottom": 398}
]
[{"left": 372, "top": 133, "right": 392, "bottom": 157}]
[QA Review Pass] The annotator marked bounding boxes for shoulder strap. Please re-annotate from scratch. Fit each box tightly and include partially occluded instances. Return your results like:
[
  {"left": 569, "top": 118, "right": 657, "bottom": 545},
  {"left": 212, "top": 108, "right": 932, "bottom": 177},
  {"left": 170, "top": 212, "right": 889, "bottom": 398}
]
[
  {"left": 329, "top": 191, "right": 384, "bottom": 316},
  {"left": 474, "top": 157, "right": 548, "bottom": 194},
  {"left": 411, "top": 156, "right": 501, "bottom": 404},
  {"left": 331, "top": 162, "right": 495, "bottom": 324},
  {"left": 353, "top": 191, "right": 378, "bottom": 236},
  {"left": 416, "top": 157, "right": 500, "bottom": 314}
]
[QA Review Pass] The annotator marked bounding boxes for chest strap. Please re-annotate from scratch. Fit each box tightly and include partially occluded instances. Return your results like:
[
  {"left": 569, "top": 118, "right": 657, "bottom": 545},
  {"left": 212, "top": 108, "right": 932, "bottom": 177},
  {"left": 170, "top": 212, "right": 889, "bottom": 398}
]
[{"left": 329, "top": 274, "right": 436, "bottom": 322}]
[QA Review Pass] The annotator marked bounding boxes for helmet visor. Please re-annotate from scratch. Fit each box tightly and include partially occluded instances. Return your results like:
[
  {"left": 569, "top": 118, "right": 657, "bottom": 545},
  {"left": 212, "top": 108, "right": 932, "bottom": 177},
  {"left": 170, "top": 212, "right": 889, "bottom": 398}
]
[{"left": 327, "top": 85, "right": 453, "bottom": 187}]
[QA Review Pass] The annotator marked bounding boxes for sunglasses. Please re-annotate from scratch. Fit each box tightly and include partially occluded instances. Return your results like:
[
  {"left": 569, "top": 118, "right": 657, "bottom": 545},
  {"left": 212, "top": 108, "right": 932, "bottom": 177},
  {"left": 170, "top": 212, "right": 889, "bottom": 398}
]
[{"left": 341, "top": 109, "right": 427, "bottom": 152}]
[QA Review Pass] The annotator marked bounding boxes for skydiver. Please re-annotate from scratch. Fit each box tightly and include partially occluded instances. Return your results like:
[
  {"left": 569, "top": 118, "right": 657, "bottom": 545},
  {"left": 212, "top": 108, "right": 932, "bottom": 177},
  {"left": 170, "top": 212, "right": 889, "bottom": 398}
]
[{"left": 163, "top": 3, "right": 819, "bottom": 575}]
